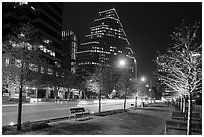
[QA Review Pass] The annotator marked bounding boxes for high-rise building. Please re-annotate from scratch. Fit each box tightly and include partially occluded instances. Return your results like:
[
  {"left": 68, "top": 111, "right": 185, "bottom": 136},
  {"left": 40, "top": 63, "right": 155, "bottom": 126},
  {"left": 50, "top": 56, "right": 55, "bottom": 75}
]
[
  {"left": 62, "top": 30, "right": 78, "bottom": 73},
  {"left": 76, "top": 8, "right": 136, "bottom": 76},
  {"left": 2, "top": 2, "right": 71, "bottom": 100},
  {"left": 3, "top": 2, "right": 63, "bottom": 69}
]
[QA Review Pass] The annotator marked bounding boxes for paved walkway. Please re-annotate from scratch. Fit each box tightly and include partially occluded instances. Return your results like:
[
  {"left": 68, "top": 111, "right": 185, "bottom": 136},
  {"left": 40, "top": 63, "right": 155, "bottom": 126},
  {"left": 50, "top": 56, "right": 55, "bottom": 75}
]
[{"left": 18, "top": 102, "right": 174, "bottom": 135}]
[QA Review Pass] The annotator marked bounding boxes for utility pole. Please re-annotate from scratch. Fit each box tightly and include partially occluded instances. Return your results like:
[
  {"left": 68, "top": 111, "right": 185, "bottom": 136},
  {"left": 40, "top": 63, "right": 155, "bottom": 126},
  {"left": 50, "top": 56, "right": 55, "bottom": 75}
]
[{"left": 135, "top": 59, "right": 138, "bottom": 108}]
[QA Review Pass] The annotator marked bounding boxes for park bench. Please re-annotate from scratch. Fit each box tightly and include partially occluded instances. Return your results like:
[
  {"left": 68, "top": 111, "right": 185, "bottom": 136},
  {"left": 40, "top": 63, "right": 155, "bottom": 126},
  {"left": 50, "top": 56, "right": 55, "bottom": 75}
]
[
  {"left": 172, "top": 111, "right": 186, "bottom": 120},
  {"left": 164, "top": 119, "right": 202, "bottom": 135},
  {"left": 68, "top": 107, "right": 91, "bottom": 121},
  {"left": 172, "top": 111, "right": 201, "bottom": 122},
  {"left": 190, "top": 113, "right": 201, "bottom": 122}
]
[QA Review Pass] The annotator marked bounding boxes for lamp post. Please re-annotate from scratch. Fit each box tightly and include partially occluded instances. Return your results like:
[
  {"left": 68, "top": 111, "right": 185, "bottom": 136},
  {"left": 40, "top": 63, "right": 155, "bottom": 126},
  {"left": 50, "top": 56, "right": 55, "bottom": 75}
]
[
  {"left": 134, "top": 59, "right": 138, "bottom": 108},
  {"left": 118, "top": 58, "right": 128, "bottom": 110},
  {"left": 140, "top": 76, "right": 146, "bottom": 107},
  {"left": 141, "top": 77, "right": 146, "bottom": 82}
]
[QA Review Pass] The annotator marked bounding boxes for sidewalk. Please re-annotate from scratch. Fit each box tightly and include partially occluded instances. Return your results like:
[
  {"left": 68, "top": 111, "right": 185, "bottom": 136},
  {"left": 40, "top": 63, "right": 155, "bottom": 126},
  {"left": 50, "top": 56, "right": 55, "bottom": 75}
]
[{"left": 15, "top": 102, "right": 173, "bottom": 135}]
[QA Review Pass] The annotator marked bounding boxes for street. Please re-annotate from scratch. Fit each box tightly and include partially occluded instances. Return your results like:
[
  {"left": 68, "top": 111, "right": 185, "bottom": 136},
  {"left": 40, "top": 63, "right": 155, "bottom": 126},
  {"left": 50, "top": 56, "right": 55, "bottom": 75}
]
[{"left": 2, "top": 99, "right": 141, "bottom": 126}]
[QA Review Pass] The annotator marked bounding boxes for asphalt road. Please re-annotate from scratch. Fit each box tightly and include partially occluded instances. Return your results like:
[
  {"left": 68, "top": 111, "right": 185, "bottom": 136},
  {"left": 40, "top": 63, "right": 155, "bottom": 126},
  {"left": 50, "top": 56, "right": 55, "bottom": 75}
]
[{"left": 2, "top": 99, "right": 141, "bottom": 126}]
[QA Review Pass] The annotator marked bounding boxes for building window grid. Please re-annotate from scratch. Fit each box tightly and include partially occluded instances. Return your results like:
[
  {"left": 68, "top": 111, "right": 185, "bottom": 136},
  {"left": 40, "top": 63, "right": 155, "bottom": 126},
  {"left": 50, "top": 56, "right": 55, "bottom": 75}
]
[
  {"left": 78, "top": 62, "right": 99, "bottom": 65},
  {"left": 79, "top": 10, "right": 135, "bottom": 74}
]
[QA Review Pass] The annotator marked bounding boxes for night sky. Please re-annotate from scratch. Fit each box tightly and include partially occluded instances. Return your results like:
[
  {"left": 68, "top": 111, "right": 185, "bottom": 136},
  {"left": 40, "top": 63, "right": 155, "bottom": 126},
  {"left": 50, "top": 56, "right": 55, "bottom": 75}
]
[{"left": 63, "top": 2, "right": 202, "bottom": 81}]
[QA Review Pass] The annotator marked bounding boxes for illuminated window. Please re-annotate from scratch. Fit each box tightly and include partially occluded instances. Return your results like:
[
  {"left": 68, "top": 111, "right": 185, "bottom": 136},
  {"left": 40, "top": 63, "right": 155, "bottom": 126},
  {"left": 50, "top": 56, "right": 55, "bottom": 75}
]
[
  {"left": 48, "top": 68, "right": 53, "bottom": 75},
  {"left": 55, "top": 62, "right": 61, "bottom": 68},
  {"left": 50, "top": 51, "right": 55, "bottom": 57},
  {"left": 29, "top": 64, "right": 38, "bottom": 72},
  {"left": 56, "top": 72, "right": 59, "bottom": 77},
  {"left": 15, "top": 59, "right": 22, "bottom": 67},
  {"left": 5, "top": 59, "right": 9, "bottom": 66},
  {"left": 43, "top": 48, "right": 47, "bottom": 53},
  {"left": 31, "top": 6, "right": 36, "bottom": 11},
  {"left": 18, "top": 2, "right": 28, "bottom": 5},
  {"left": 39, "top": 45, "right": 43, "bottom": 51},
  {"left": 43, "top": 39, "right": 52, "bottom": 44},
  {"left": 62, "top": 73, "right": 65, "bottom": 78},
  {"left": 41, "top": 67, "right": 45, "bottom": 73},
  {"left": 47, "top": 49, "right": 51, "bottom": 54}
]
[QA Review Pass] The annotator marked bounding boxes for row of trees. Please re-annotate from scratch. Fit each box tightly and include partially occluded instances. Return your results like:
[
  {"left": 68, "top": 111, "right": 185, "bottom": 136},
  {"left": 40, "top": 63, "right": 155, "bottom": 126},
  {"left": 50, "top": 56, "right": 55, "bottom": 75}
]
[
  {"left": 2, "top": 24, "right": 87, "bottom": 130},
  {"left": 4, "top": 23, "right": 154, "bottom": 130},
  {"left": 3, "top": 24, "right": 48, "bottom": 130},
  {"left": 155, "top": 22, "right": 202, "bottom": 135},
  {"left": 86, "top": 64, "right": 158, "bottom": 112}
]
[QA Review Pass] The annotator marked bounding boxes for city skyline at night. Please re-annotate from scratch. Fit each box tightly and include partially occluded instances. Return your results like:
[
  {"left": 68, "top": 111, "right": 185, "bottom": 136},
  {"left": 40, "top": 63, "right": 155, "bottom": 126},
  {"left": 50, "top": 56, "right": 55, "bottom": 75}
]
[{"left": 63, "top": 2, "right": 202, "bottom": 80}]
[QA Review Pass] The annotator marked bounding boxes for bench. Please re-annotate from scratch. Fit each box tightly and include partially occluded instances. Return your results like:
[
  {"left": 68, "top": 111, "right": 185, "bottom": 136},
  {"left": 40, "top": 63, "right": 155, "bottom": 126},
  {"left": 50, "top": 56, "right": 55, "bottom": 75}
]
[
  {"left": 172, "top": 111, "right": 201, "bottom": 122},
  {"left": 172, "top": 111, "right": 186, "bottom": 120},
  {"left": 190, "top": 113, "right": 201, "bottom": 122},
  {"left": 68, "top": 107, "right": 90, "bottom": 121}
]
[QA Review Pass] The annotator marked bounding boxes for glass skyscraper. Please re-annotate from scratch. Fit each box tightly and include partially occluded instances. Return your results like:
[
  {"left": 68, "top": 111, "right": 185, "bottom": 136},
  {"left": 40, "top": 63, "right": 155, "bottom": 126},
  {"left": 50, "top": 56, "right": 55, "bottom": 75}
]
[{"left": 76, "top": 8, "right": 136, "bottom": 76}]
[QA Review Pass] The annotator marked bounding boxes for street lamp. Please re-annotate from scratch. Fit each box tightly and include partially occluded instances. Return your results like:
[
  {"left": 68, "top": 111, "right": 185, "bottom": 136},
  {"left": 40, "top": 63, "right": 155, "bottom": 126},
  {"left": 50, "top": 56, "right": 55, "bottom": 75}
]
[
  {"left": 118, "top": 58, "right": 128, "bottom": 110},
  {"left": 118, "top": 59, "right": 126, "bottom": 68},
  {"left": 141, "top": 77, "right": 146, "bottom": 82}
]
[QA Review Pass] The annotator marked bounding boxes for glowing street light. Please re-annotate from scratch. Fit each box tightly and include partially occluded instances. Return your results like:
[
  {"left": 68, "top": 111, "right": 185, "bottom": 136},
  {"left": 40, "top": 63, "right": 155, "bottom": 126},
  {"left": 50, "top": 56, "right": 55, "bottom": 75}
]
[
  {"left": 119, "top": 59, "right": 126, "bottom": 67},
  {"left": 141, "top": 77, "right": 146, "bottom": 82}
]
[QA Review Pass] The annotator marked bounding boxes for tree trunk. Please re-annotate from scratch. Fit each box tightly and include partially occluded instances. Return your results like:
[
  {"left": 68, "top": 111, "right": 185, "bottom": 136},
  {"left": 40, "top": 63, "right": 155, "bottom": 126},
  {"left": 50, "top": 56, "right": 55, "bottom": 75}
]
[
  {"left": 135, "top": 96, "right": 137, "bottom": 108},
  {"left": 187, "top": 92, "right": 192, "bottom": 135},
  {"left": 177, "top": 98, "right": 180, "bottom": 111},
  {"left": 54, "top": 90, "right": 59, "bottom": 102},
  {"left": 141, "top": 98, "right": 144, "bottom": 108},
  {"left": 183, "top": 96, "right": 186, "bottom": 113},
  {"left": 180, "top": 97, "right": 183, "bottom": 112},
  {"left": 83, "top": 90, "right": 86, "bottom": 99},
  {"left": 99, "top": 90, "right": 101, "bottom": 113},
  {"left": 124, "top": 90, "right": 127, "bottom": 110},
  {"left": 17, "top": 86, "right": 23, "bottom": 130}
]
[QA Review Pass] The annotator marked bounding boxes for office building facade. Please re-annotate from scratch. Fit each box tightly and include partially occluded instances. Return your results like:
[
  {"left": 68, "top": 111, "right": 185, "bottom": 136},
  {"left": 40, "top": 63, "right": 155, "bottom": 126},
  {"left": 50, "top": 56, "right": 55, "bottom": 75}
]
[
  {"left": 76, "top": 8, "right": 136, "bottom": 76},
  {"left": 62, "top": 30, "right": 78, "bottom": 73},
  {"left": 2, "top": 2, "right": 72, "bottom": 101}
]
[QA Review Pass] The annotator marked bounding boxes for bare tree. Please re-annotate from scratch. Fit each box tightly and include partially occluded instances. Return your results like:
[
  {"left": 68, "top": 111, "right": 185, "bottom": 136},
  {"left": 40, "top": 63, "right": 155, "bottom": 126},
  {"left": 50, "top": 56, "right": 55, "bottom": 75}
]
[
  {"left": 116, "top": 71, "right": 134, "bottom": 110},
  {"left": 40, "top": 74, "right": 62, "bottom": 101},
  {"left": 2, "top": 23, "right": 48, "bottom": 130},
  {"left": 62, "top": 73, "right": 82, "bottom": 100},
  {"left": 156, "top": 22, "right": 202, "bottom": 135},
  {"left": 88, "top": 65, "right": 114, "bottom": 112}
]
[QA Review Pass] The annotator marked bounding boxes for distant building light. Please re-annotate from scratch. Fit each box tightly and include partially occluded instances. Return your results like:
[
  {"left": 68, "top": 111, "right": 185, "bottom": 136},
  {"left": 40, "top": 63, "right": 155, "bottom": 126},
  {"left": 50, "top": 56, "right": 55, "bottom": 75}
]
[
  {"left": 31, "top": 6, "right": 36, "bottom": 11},
  {"left": 81, "top": 41, "right": 99, "bottom": 45},
  {"left": 9, "top": 122, "right": 15, "bottom": 126},
  {"left": 5, "top": 58, "right": 9, "bottom": 66},
  {"left": 18, "top": 2, "right": 28, "bottom": 5}
]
